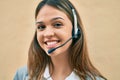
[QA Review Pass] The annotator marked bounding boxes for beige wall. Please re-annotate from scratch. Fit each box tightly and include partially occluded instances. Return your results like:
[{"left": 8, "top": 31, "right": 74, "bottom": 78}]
[{"left": 0, "top": 0, "right": 120, "bottom": 80}]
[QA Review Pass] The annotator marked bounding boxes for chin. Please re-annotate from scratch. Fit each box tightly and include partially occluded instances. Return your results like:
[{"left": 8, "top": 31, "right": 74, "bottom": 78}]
[{"left": 47, "top": 49, "right": 69, "bottom": 57}]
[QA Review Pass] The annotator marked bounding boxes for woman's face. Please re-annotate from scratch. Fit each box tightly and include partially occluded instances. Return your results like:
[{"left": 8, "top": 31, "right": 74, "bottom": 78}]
[{"left": 36, "top": 5, "right": 73, "bottom": 56}]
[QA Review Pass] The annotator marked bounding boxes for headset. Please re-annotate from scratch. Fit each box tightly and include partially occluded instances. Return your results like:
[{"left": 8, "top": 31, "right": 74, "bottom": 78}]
[{"left": 48, "top": 1, "right": 81, "bottom": 53}]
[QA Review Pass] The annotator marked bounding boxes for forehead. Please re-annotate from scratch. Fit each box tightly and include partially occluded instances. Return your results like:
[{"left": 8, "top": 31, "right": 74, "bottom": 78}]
[{"left": 36, "top": 5, "right": 69, "bottom": 22}]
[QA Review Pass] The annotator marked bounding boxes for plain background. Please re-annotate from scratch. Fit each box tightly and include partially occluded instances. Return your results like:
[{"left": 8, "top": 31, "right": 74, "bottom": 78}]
[{"left": 0, "top": 0, "right": 120, "bottom": 80}]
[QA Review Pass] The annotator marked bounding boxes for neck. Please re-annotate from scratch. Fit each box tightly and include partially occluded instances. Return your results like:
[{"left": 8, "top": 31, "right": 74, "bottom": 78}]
[{"left": 49, "top": 52, "right": 72, "bottom": 80}]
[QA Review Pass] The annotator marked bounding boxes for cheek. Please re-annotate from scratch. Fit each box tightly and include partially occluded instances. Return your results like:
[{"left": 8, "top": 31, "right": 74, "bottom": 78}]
[
  {"left": 63, "top": 28, "right": 72, "bottom": 38},
  {"left": 58, "top": 25, "right": 72, "bottom": 37},
  {"left": 64, "top": 24, "right": 73, "bottom": 37}
]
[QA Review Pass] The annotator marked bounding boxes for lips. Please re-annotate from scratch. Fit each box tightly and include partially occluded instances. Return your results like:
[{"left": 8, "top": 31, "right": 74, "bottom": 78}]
[{"left": 44, "top": 40, "right": 60, "bottom": 49}]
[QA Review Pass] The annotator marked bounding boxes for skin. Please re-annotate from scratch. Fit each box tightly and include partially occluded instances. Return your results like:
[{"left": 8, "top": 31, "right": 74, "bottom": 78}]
[{"left": 36, "top": 5, "right": 73, "bottom": 80}]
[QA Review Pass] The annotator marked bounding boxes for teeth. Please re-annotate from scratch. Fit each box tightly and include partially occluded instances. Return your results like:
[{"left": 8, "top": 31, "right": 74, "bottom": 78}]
[{"left": 47, "top": 41, "right": 57, "bottom": 46}]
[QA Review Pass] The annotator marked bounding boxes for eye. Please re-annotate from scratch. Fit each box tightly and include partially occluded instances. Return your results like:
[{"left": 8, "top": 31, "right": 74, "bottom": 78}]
[
  {"left": 53, "top": 22, "right": 63, "bottom": 28},
  {"left": 37, "top": 25, "right": 46, "bottom": 31}
]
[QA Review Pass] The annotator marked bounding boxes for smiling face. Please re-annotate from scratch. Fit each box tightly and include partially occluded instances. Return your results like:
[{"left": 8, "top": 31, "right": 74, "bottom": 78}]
[{"left": 36, "top": 5, "right": 73, "bottom": 56}]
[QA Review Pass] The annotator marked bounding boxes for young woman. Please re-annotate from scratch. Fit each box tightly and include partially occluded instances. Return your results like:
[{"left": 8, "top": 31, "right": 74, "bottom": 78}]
[{"left": 14, "top": 0, "right": 106, "bottom": 80}]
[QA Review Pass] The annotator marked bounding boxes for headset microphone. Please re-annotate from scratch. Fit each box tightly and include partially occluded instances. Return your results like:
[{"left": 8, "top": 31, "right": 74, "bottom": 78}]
[
  {"left": 48, "top": 8, "right": 78, "bottom": 54},
  {"left": 48, "top": 36, "right": 75, "bottom": 54}
]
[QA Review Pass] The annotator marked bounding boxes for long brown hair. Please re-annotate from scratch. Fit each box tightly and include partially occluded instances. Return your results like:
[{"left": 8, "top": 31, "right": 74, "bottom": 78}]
[{"left": 28, "top": 0, "right": 106, "bottom": 80}]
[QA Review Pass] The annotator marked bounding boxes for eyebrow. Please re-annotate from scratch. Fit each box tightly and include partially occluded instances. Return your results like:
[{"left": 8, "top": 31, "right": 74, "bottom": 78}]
[
  {"left": 51, "top": 17, "right": 64, "bottom": 21},
  {"left": 36, "top": 17, "right": 64, "bottom": 24}
]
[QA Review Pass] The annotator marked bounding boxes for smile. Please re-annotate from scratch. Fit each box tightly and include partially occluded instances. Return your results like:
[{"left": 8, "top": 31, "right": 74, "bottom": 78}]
[{"left": 44, "top": 40, "right": 60, "bottom": 49}]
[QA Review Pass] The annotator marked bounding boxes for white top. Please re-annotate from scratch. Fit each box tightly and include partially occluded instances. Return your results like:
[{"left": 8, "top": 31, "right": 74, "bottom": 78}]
[{"left": 43, "top": 66, "right": 80, "bottom": 80}]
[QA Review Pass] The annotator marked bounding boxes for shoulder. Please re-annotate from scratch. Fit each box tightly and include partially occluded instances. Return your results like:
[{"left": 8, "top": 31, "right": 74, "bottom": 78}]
[
  {"left": 95, "top": 76, "right": 106, "bottom": 80},
  {"left": 86, "top": 75, "right": 106, "bottom": 80},
  {"left": 13, "top": 66, "right": 29, "bottom": 80}
]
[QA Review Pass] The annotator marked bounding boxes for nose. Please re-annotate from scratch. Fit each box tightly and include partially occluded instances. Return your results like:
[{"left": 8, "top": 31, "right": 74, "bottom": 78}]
[{"left": 43, "top": 27, "right": 55, "bottom": 38}]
